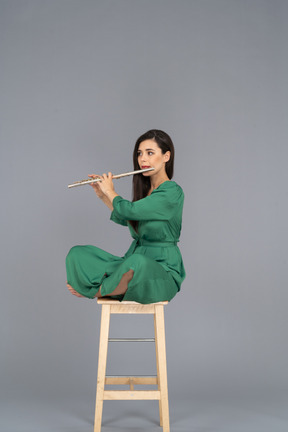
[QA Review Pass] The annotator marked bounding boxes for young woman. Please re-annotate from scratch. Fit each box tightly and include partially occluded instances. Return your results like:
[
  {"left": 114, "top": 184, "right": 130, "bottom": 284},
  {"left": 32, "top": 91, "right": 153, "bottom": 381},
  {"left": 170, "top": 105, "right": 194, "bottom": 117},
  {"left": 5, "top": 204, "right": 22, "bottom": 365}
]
[{"left": 66, "top": 129, "right": 185, "bottom": 303}]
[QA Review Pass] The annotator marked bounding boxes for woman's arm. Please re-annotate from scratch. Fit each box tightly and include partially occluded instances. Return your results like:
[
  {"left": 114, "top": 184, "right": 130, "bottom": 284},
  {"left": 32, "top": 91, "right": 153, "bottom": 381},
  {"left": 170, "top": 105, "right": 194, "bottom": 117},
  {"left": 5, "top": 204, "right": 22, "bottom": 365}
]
[
  {"left": 100, "top": 195, "right": 114, "bottom": 211},
  {"left": 112, "top": 183, "right": 184, "bottom": 221}
]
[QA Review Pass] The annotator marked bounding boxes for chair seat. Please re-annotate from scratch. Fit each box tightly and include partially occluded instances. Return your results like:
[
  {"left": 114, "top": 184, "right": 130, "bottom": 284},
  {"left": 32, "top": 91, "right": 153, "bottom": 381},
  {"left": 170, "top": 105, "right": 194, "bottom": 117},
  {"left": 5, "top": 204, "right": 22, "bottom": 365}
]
[{"left": 97, "top": 297, "right": 168, "bottom": 306}]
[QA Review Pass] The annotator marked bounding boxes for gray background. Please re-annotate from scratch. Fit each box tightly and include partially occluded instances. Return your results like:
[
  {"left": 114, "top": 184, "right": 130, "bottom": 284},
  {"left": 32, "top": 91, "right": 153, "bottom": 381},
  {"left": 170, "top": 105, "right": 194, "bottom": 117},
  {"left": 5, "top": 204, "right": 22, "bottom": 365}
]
[{"left": 1, "top": 1, "right": 287, "bottom": 431}]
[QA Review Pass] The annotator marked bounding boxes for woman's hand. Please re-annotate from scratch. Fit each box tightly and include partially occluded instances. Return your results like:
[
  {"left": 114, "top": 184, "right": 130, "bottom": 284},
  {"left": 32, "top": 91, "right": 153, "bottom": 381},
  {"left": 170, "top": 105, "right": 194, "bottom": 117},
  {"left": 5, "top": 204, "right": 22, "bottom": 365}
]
[
  {"left": 97, "top": 172, "right": 116, "bottom": 196},
  {"left": 88, "top": 172, "right": 118, "bottom": 206},
  {"left": 88, "top": 174, "right": 105, "bottom": 199}
]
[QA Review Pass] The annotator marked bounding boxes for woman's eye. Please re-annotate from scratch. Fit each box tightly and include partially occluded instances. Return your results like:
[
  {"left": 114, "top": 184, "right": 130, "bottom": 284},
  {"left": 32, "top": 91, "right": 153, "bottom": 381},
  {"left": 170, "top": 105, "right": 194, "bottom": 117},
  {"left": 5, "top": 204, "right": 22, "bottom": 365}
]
[{"left": 148, "top": 152, "right": 154, "bottom": 156}]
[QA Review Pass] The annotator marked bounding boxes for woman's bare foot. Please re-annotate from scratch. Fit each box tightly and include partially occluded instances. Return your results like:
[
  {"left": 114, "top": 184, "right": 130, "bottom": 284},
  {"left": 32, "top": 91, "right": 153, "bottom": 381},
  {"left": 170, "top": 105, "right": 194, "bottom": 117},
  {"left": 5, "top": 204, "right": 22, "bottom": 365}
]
[{"left": 66, "top": 283, "right": 85, "bottom": 298}]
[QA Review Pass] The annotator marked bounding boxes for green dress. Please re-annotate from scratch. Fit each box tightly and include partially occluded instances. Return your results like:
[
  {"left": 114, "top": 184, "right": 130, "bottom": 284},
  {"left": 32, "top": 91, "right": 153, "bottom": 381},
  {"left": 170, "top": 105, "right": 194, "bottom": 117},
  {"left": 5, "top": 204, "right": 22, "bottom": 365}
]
[{"left": 66, "top": 180, "right": 185, "bottom": 303}]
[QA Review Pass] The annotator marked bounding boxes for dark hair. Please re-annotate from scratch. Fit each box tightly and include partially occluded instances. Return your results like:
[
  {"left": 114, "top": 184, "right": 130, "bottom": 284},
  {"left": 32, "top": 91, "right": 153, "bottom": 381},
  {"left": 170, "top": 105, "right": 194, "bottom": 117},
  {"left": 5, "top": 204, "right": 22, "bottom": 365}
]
[{"left": 129, "top": 129, "right": 175, "bottom": 232}]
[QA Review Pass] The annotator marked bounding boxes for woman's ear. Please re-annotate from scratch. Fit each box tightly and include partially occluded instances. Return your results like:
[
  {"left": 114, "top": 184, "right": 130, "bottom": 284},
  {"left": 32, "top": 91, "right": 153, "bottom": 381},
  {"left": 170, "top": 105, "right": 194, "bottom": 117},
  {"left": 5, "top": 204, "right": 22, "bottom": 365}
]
[{"left": 164, "top": 151, "right": 171, "bottom": 162}]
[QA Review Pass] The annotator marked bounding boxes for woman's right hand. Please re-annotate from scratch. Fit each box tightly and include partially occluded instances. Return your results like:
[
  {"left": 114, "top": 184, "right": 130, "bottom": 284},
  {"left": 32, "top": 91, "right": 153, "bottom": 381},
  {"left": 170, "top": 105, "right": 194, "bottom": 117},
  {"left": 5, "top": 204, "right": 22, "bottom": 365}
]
[{"left": 88, "top": 174, "right": 105, "bottom": 199}]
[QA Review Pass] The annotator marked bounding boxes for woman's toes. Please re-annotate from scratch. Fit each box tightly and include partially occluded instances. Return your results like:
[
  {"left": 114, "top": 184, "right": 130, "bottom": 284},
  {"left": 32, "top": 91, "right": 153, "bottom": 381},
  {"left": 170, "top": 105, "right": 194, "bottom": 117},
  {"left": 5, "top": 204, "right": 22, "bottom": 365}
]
[{"left": 67, "top": 283, "right": 84, "bottom": 298}]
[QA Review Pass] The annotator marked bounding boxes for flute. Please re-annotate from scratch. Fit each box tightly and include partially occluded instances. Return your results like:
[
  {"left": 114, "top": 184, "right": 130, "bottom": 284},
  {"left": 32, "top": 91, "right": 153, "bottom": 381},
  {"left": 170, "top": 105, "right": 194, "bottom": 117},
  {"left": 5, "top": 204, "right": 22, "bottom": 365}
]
[{"left": 68, "top": 167, "right": 155, "bottom": 188}]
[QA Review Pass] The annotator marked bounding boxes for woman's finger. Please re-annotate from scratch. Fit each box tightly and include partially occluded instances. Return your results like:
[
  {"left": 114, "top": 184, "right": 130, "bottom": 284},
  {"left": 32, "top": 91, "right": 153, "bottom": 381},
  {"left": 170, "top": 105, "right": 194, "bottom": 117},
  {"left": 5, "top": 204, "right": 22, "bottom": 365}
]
[{"left": 88, "top": 174, "right": 101, "bottom": 179}]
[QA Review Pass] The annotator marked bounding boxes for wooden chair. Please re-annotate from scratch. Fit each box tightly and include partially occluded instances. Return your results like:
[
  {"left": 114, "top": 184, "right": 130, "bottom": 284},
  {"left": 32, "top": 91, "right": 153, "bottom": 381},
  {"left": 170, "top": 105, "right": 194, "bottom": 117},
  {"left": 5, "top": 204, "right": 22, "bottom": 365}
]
[{"left": 94, "top": 298, "right": 170, "bottom": 432}]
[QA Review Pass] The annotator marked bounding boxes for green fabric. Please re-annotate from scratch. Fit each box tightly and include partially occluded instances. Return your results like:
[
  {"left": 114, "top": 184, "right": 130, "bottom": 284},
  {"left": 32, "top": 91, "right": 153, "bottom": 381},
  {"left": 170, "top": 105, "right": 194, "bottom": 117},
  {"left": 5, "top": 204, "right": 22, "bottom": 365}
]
[{"left": 66, "top": 181, "right": 186, "bottom": 303}]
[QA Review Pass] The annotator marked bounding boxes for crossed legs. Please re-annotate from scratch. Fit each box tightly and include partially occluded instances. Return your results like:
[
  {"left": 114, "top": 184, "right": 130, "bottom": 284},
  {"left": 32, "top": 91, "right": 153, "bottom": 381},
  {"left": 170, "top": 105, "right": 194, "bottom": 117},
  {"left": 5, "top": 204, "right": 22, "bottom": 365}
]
[{"left": 67, "top": 269, "right": 134, "bottom": 299}]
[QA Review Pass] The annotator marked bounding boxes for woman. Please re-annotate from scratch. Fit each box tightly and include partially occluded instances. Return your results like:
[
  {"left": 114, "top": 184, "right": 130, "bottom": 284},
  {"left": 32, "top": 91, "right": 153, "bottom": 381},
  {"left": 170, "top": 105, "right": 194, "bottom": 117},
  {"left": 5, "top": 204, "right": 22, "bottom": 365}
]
[{"left": 66, "top": 129, "right": 185, "bottom": 303}]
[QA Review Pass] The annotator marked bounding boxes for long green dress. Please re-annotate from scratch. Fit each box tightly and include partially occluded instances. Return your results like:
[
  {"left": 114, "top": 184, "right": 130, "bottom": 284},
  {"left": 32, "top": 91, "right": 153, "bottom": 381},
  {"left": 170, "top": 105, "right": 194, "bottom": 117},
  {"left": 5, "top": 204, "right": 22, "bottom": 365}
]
[{"left": 66, "top": 180, "right": 185, "bottom": 303}]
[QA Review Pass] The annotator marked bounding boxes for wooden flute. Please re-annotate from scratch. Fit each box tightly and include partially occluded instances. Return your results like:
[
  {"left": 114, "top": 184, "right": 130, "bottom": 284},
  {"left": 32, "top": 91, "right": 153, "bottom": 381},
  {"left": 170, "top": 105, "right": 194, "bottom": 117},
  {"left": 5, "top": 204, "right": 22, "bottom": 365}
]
[{"left": 68, "top": 167, "right": 155, "bottom": 188}]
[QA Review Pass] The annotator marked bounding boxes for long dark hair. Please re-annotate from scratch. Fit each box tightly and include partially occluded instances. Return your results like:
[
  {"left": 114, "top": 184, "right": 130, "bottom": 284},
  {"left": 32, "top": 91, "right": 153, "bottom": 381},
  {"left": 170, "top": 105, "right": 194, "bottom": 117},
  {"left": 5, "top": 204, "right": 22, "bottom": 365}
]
[{"left": 129, "top": 129, "right": 175, "bottom": 232}]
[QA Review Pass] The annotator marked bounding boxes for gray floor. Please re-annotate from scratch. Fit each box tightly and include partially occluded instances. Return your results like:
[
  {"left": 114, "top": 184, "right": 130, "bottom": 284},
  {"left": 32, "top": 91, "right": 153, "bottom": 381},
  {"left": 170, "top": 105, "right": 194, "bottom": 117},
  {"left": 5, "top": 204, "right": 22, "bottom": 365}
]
[{"left": 1, "top": 392, "right": 288, "bottom": 432}]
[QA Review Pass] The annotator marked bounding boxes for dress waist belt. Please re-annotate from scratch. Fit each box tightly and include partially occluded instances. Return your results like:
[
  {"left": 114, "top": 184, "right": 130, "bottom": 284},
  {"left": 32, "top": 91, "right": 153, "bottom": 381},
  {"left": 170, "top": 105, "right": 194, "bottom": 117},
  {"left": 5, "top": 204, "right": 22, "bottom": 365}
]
[{"left": 137, "top": 240, "right": 177, "bottom": 247}]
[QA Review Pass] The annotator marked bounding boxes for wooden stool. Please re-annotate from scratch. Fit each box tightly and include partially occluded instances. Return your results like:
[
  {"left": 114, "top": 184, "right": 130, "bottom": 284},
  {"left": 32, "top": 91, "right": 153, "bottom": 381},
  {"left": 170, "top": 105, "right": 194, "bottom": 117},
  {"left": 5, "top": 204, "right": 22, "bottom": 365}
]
[{"left": 94, "top": 298, "right": 170, "bottom": 432}]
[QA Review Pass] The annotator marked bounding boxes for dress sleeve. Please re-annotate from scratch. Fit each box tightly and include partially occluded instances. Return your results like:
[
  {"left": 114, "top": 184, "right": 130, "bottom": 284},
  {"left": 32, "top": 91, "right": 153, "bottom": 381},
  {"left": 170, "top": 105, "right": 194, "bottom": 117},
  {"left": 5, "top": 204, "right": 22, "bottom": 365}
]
[
  {"left": 112, "top": 184, "right": 183, "bottom": 221},
  {"left": 110, "top": 210, "right": 128, "bottom": 226}
]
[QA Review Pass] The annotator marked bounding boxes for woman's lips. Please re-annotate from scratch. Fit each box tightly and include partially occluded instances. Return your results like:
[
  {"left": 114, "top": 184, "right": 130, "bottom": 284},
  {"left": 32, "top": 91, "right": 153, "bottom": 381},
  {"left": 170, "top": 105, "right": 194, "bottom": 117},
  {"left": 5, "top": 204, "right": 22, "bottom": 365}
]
[{"left": 142, "top": 166, "right": 151, "bottom": 168}]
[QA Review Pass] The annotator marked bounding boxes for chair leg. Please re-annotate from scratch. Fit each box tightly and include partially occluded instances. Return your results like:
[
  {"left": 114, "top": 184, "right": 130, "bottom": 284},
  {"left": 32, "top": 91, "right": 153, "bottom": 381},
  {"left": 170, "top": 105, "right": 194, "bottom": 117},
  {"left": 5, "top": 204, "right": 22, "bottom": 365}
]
[
  {"left": 155, "top": 305, "right": 170, "bottom": 432},
  {"left": 154, "top": 312, "right": 163, "bottom": 427},
  {"left": 94, "top": 304, "right": 110, "bottom": 432}
]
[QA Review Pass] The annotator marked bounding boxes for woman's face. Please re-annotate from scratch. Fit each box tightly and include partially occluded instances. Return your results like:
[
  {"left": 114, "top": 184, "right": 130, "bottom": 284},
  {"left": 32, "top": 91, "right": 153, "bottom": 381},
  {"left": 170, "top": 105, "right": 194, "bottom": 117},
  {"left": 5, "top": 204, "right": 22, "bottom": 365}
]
[{"left": 137, "top": 139, "right": 170, "bottom": 177}]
